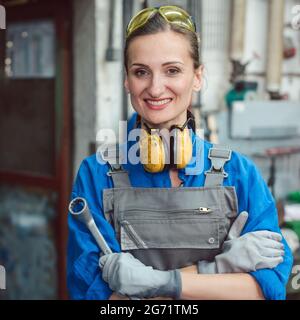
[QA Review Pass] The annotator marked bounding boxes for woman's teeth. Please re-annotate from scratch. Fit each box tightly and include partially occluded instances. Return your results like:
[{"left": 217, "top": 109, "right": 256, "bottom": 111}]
[{"left": 146, "top": 98, "right": 171, "bottom": 106}]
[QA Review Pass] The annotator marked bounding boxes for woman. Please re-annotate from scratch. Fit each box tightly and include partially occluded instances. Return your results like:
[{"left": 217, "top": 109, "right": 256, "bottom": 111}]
[{"left": 67, "top": 6, "right": 293, "bottom": 300}]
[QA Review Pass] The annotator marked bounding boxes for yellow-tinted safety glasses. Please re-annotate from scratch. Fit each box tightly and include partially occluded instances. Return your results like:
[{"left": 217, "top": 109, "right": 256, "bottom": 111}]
[{"left": 126, "top": 5, "right": 196, "bottom": 38}]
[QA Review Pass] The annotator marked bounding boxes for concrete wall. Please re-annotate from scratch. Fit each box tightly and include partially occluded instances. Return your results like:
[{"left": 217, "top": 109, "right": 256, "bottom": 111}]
[
  {"left": 73, "top": 0, "right": 97, "bottom": 175},
  {"left": 201, "top": 0, "right": 231, "bottom": 112},
  {"left": 95, "top": 0, "right": 123, "bottom": 133},
  {"left": 73, "top": 0, "right": 123, "bottom": 176}
]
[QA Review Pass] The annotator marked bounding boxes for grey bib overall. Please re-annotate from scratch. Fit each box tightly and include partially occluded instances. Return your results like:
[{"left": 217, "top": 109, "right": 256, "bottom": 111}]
[{"left": 102, "top": 146, "right": 238, "bottom": 271}]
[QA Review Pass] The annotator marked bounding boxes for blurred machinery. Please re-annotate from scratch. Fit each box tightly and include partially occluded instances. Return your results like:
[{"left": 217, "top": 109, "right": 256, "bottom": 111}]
[{"left": 228, "top": 101, "right": 300, "bottom": 140}]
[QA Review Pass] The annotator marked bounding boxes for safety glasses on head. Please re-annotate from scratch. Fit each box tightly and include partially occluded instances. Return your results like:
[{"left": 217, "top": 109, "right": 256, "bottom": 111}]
[{"left": 126, "top": 5, "right": 196, "bottom": 38}]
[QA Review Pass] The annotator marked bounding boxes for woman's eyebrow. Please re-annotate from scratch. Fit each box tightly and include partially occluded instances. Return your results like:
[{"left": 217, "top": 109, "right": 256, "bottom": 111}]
[
  {"left": 130, "top": 61, "right": 184, "bottom": 68},
  {"left": 162, "top": 61, "right": 184, "bottom": 66},
  {"left": 130, "top": 63, "right": 149, "bottom": 68}
]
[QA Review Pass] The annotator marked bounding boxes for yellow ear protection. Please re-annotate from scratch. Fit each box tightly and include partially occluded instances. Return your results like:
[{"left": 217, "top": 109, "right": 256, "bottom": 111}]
[{"left": 138, "top": 111, "right": 195, "bottom": 173}]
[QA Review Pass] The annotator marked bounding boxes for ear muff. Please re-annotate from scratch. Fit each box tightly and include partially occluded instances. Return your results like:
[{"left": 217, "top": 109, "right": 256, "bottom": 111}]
[
  {"left": 140, "top": 128, "right": 166, "bottom": 173},
  {"left": 172, "top": 127, "right": 193, "bottom": 170},
  {"left": 137, "top": 112, "right": 195, "bottom": 173}
]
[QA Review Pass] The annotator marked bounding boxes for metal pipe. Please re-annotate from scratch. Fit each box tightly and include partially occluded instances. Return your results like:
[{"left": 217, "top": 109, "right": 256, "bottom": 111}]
[
  {"left": 105, "top": 0, "right": 117, "bottom": 61},
  {"left": 230, "top": 0, "right": 247, "bottom": 61},
  {"left": 266, "top": 0, "right": 285, "bottom": 93},
  {"left": 188, "top": 0, "right": 203, "bottom": 128},
  {"left": 122, "top": 0, "right": 134, "bottom": 121}
]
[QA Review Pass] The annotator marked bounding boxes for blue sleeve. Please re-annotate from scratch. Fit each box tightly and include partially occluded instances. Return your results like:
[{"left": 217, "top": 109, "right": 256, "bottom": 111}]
[
  {"left": 229, "top": 153, "right": 293, "bottom": 300},
  {"left": 67, "top": 156, "right": 121, "bottom": 300}
]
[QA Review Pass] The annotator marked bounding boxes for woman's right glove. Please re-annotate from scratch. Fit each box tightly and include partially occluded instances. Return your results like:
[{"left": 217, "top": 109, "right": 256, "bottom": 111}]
[
  {"left": 197, "top": 211, "right": 285, "bottom": 274},
  {"left": 99, "top": 252, "right": 181, "bottom": 299}
]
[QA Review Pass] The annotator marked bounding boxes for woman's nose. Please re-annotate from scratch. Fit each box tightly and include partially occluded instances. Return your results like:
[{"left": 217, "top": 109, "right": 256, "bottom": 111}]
[{"left": 147, "top": 74, "right": 165, "bottom": 97}]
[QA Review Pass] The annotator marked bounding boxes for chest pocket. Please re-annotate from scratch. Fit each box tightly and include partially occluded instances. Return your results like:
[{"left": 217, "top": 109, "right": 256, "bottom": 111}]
[{"left": 120, "top": 208, "right": 220, "bottom": 250}]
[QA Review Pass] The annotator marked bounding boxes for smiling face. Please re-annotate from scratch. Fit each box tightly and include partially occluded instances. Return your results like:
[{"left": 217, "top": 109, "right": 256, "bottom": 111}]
[{"left": 125, "top": 30, "right": 203, "bottom": 129}]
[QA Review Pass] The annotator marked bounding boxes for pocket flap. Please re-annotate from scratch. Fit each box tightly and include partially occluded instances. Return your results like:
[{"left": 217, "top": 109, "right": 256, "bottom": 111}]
[{"left": 120, "top": 218, "right": 220, "bottom": 250}]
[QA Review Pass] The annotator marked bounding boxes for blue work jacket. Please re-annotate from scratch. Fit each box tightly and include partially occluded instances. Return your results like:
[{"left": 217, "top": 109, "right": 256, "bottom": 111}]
[{"left": 67, "top": 114, "right": 293, "bottom": 300}]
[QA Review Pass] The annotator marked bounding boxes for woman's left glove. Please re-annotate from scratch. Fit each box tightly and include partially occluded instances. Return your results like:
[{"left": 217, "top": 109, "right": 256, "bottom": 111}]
[{"left": 99, "top": 252, "right": 182, "bottom": 299}]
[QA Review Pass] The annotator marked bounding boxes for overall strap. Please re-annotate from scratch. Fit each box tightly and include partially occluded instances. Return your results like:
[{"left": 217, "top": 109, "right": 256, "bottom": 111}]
[
  {"left": 204, "top": 146, "right": 232, "bottom": 187},
  {"left": 100, "top": 143, "right": 131, "bottom": 188}
]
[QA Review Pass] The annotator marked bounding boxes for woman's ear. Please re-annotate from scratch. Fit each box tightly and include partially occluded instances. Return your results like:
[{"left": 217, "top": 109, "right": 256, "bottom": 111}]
[
  {"left": 193, "top": 65, "right": 204, "bottom": 92},
  {"left": 124, "top": 75, "right": 130, "bottom": 94}
]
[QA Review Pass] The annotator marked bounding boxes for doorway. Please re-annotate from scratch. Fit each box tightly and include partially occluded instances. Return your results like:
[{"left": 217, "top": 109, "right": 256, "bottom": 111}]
[{"left": 0, "top": 0, "right": 72, "bottom": 299}]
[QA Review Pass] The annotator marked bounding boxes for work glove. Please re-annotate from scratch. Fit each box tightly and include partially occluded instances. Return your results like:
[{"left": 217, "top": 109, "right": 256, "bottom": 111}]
[
  {"left": 99, "top": 252, "right": 182, "bottom": 299},
  {"left": 197, "top": 211, "right": 285, "bottom": 274}
]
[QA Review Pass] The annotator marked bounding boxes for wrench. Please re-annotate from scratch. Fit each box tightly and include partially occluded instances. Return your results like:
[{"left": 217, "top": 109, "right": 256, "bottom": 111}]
[
  {"left": 69, "top": 197, "right": 140, "bottom": 300},
  {"left": 69, "top": 197, "right": 112, "bottom": 255}
]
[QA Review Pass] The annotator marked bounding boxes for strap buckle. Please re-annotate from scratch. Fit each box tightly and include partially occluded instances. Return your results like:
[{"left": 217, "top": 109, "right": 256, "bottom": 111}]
[
  {"left": 107, "top": 166, "right": 128, "bottom": 176},
  {"left": 99, "top": 143, "right": 119, "bottom": 163},
  {"left": 205, "top": 147, "right": 232, "bottom": 178}
]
